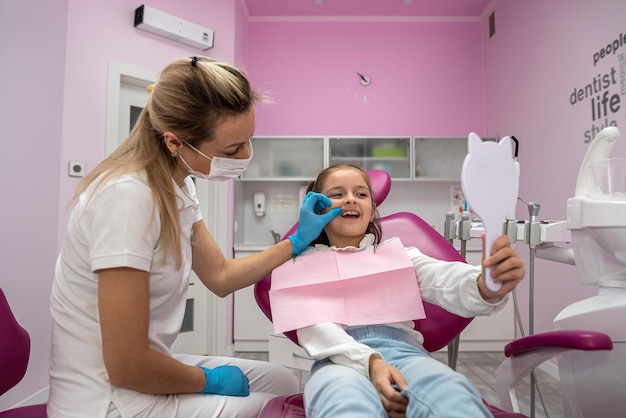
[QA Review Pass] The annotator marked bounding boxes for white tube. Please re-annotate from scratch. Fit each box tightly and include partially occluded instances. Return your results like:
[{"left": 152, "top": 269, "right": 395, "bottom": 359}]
[{"left": 508, "top": 159, "right": 520, "bottom": 220}]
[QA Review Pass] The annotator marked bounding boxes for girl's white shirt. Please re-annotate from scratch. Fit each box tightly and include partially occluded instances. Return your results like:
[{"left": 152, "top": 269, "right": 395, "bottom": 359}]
[{"left": 296, "top": 234, "right": 507, "bottom": 378}]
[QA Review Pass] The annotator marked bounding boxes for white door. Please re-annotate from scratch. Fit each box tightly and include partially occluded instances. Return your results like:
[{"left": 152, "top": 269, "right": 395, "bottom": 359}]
[{"left": 106, "top": 62, "right": 212, "bottom": 355}]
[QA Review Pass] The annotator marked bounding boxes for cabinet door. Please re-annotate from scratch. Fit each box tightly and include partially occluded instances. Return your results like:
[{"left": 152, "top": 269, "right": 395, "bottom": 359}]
[
  {"left": 413, "top": 137, "right": 467, "bottom": 180},
  {"left": 243, "top": 137, "right": 325, "bottom": 180},
  {"left": 170, "top": 273, "right": 209, "bottom": 355},
  {"left": 328, "top": 137, "right": 411, "bottom": 179},
  {"left": 110, "top": 69, "right": 210, "bottom": 356},
  {"left": 233, "top": 250, "right": 273, "bottom": 351}
]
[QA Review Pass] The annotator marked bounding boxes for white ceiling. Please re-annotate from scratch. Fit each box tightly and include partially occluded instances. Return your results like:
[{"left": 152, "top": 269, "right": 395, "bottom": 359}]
[{"left": 244, "top": 0, "right": 493, "bottom": 18}]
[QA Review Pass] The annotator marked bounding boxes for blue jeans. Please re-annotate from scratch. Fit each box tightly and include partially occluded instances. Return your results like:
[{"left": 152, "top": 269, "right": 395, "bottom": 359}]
[{"left": 303, "top": 325, "right": 493, "bottom": 418}]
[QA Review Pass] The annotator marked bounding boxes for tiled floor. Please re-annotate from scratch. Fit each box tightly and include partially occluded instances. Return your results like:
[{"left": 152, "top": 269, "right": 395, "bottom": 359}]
[
  {"left": 431, "top": 351, "right": 564, "bottom": 418},
  {"left": 234, "top": 351, "right": 564, "bottom": 418}
]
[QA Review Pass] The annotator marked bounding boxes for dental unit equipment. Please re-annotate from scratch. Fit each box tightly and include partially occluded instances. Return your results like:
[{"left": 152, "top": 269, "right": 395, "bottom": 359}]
[
  {"left": 447, "top": 130, "right": 624, "bottom": 417},
  {"left": 538, "top": 126, "right": 626, "bottom": 417},
  {"left": 459, "top": 132, "right": 549, "bottom": 417}
]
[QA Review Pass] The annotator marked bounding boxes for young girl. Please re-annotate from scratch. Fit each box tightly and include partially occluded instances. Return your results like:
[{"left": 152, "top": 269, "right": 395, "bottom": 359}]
[{"left": 294, "top": 164, "right": 525, "bottom": 418}]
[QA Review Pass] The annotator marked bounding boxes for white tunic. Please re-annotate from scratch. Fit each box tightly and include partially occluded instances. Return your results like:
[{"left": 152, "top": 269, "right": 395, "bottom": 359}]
[
  {"left": 48, "top": 171, "right": 202, "bottom": 418},
  {"left": 296, "top": 234, "right": 507, "bottom": 377}
]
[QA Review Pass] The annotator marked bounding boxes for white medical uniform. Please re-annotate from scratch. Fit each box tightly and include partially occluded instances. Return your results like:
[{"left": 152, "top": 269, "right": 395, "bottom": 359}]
[{"left": 48, "top": 171, "right": 297, "bottom": 418}]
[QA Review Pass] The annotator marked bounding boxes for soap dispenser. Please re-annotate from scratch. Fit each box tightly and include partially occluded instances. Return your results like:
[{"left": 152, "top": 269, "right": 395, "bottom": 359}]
[{"left": 254, "top": 191, "right": 266, "bottom": 217}]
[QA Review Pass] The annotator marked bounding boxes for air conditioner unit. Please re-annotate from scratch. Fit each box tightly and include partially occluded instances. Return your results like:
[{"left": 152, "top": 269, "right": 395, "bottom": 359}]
[{"left": 134, "top": 5, "right": 214, "bottom": 50}]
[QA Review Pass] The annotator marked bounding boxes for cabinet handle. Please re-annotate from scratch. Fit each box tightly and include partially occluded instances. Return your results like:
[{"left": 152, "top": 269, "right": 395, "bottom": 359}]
[{"left": 292, "top": 351, "right": 313, "bottom": 360}]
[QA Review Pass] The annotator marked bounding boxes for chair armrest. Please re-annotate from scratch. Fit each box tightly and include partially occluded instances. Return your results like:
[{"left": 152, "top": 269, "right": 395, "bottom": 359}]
[
  {"left": 496, "top": 330, "right": 612, "bottom": 413},
  {"left": 504, "top": 330, "right": 612, "bottom": 357}
]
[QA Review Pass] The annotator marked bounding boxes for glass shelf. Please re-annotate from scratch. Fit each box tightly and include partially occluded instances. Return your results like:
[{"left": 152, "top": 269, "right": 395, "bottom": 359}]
[
  {"left": 241, "top": 136, "right": 480, "bottom": 181},
  {"left": 242, "top": 136, "right": 325, "bottom": 180},
  {"left": 328, "top": 137, "right": 411, "bottom": 179},
  {"left": 413, "top": 137, "right": 466, "bottom": 180}
]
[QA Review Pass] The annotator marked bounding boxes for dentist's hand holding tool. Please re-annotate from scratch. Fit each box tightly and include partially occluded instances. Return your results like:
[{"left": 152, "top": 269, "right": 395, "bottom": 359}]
[{"left": 289, "top": 192, "right": 342, "bottom": 255}]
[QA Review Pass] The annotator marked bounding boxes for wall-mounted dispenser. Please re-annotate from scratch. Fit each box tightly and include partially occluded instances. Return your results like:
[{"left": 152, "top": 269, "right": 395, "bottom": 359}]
[{"left": 254, "top": 191, "right": 266, "bottom": 217}]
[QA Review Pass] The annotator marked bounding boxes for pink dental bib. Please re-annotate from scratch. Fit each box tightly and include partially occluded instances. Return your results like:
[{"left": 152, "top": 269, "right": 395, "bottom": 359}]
[{"left": 269, "top": 237, "right": 426, "bottom": 333}]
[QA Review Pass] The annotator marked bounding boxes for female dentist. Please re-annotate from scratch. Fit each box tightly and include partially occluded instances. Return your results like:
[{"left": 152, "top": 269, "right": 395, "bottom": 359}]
[{"left": 47, "top": 56, "right": 340, "bottom": 418}]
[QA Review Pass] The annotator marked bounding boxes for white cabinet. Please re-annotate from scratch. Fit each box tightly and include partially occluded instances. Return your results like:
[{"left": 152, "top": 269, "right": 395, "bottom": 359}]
[
  {"left": 169, "top": 273, "right": 209, "bottom": 355},
  {"left": 242, "top": 135, "right": 469, "bottom": 182},
  {"left": 243, "top": 136, "right": 324, "bottom": 180},
  {"left": 232, "top": 246, "right": 273, "bottom": 351},
  {"left": 414, "top": 137, "right": 467, "bottom": 180}
]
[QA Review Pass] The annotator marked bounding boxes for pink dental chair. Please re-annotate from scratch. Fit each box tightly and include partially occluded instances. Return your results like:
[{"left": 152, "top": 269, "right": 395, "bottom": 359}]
[
  {"left": 254, "top": 169, "right": 612, "bottom": 417},
  {"left": 0, "top": 288, "right": 47, "bottom": 417}
]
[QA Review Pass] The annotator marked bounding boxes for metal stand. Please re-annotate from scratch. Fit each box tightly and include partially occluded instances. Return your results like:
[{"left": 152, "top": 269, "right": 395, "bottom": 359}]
[
  {"left": 444, "top": 204, "right": 551, "bottom": 417},
  {"left": 443, "top": 211, "right": 471, "bottom": 371},
  {"left": 521, "top": 201, "right": 544, "bottom": 418}
]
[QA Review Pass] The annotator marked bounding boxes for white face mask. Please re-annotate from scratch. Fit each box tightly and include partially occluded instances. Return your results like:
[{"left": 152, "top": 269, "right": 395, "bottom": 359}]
[{"left": 179, "top": 139, "right": 253, "bottom": 181}]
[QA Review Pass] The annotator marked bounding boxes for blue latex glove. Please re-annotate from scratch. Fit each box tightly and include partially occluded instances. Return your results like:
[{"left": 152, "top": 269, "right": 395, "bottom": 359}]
[
  {"left": 199, "top": 366, "right": 250, "bottom": 396},
  {"left": 288, "top": 191, "right": 341, "bottom": 255}
]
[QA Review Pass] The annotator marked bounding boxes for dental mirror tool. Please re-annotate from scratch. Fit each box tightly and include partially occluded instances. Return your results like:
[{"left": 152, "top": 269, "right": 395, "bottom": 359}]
[{"left": 461, "top": 133, "right": 519, "bottom": 292}]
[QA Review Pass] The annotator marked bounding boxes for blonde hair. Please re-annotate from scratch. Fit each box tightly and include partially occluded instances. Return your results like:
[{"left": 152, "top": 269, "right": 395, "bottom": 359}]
[{"left": 72, "top": 56, "right": 262, "bottom": 267}]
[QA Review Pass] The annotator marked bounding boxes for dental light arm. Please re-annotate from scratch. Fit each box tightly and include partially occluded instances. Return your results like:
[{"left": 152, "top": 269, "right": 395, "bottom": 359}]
[
  {"left": 443, "top": 211, "right": 456, "bottom": 245},
  {"left": 508, "top": 136, "right": 520, "bottom": 221},
  {"left": 522, "top": 200, "right": 541, "bottom": 249}
]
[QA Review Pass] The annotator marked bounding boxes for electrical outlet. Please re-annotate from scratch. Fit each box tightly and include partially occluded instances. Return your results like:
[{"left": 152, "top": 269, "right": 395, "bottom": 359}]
[{"left": 68, "top": 161, "right": 85, "bottom": 177}]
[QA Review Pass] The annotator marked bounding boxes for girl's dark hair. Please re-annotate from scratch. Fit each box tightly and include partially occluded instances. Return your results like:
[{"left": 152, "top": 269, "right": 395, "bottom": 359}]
[{"left": 306, "top": 164, "right": 382, "bottom": 246}]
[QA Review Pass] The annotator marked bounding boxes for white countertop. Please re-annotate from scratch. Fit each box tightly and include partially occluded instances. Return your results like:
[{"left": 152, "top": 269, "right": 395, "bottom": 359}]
[{"left": 234, "top": 243, "right": 273, "bottom": 252}]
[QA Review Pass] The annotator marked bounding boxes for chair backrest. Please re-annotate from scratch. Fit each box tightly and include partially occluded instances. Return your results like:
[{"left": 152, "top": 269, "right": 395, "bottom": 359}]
[
  {"left": 254, "top": 169, "right": 473, "bottom": 352},
  {"left": 379, "top": 212, "right": 472, "bottom": 351},
  {"left": 0, "top": 288, "right": 31, "bottom": 397}
]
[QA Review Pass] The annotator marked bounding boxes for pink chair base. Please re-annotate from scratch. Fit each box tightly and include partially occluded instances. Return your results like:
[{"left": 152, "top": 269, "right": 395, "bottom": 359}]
[
  {"left": 0, "top": 288, "right": 47, "bottom": 417},
  {"left": 259, "top": 395, "right": 304, "bottom": 418},
  {"left": 0, "top": 404, "right": 47, "bottom": 418},
  {"left": 259, "top": 394, "right": 527, "bottom": 418}
]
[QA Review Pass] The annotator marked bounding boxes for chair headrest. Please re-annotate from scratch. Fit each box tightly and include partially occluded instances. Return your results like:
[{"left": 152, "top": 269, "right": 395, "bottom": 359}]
[{"left": 365, "top": 169, "right": 391, "bottom": 207}]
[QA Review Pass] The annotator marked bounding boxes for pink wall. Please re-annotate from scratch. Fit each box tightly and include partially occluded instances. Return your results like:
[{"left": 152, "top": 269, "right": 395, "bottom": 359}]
[
  {"left": 0, "top": 0, "right": 67, "bottom": 409},
  {"left": 58, "top": 0, "right": 239, "bottom": 248},
  {"left": 247, "top": 20, "right": 486, "bottom": 136},
  {"left": 483, "top": 0, "right": 626, "bottom": 339},
  {"left": 246, "top": 0, "right": 626, "bottom": 351}
]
